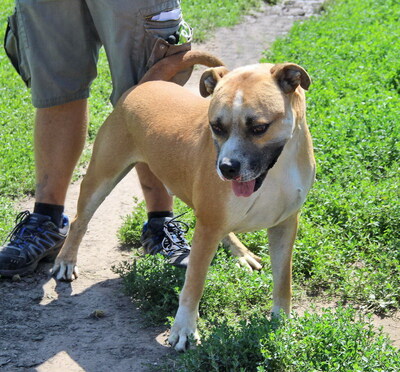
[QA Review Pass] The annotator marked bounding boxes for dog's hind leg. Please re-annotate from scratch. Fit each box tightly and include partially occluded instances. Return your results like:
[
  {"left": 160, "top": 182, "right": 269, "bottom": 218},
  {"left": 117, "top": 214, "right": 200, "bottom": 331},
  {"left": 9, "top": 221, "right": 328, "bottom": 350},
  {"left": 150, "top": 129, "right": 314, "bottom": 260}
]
[
  {"left": 268, "top": 213, "right": 299, "bottom": 316},
  {"left": 222, "top": 233, "right": 262, "bottom": 271},
  {"left": 53, "top": 115, "right": 137, "bottom": 281}
]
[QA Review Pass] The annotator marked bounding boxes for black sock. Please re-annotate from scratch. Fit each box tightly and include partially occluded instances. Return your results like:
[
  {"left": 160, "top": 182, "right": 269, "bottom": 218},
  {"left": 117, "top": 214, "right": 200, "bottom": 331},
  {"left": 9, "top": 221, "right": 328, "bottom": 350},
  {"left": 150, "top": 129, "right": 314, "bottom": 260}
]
[
  {"left": 147, "top": 211, "right": 174, "bottom": 220},
  {"left": 34, "top": 202, "right": 64, "bottom": 227}
]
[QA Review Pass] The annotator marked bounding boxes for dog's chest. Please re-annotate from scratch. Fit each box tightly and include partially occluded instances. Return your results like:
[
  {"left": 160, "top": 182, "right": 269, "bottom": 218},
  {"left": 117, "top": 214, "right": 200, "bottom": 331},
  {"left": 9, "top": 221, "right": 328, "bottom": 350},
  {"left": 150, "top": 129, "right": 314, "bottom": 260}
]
[{"left": 227, "top": 164, "right": 308, "bottom": 232}]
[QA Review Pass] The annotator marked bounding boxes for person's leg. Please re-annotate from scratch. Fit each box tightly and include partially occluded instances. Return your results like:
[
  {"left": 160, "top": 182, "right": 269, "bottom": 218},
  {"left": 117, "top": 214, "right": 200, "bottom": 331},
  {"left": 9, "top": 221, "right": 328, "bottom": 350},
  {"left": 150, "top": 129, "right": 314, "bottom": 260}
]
[
  {"left": 0, "top": 1, "right": 99, "bottom": 276},
  {"left": 135, "top": 163, "right": 173, "bottom": 212},
  {"left": 19, "top": 0, "right": 99, "bottom": 225},
  {"left": 34, "top": 99, "right": 88, "bottom": 206},
  {"left": 32, "top": 99, "right": 88, "bottom": 225},
  {"left": 0, "top": 100, "right": 88, "bottom": 277}
]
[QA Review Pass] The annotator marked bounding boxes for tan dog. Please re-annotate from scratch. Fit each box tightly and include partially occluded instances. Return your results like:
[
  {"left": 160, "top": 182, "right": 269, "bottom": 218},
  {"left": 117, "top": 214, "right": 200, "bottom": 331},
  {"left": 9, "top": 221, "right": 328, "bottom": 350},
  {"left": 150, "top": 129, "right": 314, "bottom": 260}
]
[{"left": 53, "top": 50, "right": 315, "bottom": 351}]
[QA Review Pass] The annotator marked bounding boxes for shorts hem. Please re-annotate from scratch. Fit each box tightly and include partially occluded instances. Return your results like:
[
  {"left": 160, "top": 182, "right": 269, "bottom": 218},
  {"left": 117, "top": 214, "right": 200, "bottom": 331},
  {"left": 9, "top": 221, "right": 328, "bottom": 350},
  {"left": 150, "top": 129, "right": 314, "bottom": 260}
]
[{"left": 32, "top": 90, "right": 90, "bottom": 109}]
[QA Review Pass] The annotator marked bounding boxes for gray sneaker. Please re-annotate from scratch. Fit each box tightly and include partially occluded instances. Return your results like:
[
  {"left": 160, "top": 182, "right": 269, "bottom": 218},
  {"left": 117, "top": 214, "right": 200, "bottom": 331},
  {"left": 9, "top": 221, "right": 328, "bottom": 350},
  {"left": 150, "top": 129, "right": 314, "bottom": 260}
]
[
  {"left": 0, "top": 211, "right": 69, "bottom": 277},
  {"left": 140, "top": 215, "right": 191, "bottom": 268}
]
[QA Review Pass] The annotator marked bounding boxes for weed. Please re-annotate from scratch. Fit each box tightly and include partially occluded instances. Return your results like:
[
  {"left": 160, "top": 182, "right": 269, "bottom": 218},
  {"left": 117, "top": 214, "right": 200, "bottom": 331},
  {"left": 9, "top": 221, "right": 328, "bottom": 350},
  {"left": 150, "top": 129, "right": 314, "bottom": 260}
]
[
  {"left": 176, "top": 308, "right": 400, "bottom": 371},
  {"left": 113, "top": 247, "right": 273, "bottom": 328}
]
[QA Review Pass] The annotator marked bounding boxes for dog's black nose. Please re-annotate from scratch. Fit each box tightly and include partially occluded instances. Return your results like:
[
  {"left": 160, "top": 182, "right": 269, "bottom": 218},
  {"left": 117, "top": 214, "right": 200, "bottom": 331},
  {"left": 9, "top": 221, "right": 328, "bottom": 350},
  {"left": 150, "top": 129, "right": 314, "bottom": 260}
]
[{"left": 219, "top": 158, "right": 241, "bottom": 179}]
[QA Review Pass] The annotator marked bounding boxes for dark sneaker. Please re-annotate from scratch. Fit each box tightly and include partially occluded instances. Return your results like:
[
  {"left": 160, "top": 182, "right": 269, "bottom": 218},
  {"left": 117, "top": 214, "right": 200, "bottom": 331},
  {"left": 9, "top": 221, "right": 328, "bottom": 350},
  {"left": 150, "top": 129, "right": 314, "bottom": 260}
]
[
  {"left": 0, "top": 211, "right": 69, "bottom": 277},
  {"left": 141, "top": 215, "right": 191, "bottom": 268}
]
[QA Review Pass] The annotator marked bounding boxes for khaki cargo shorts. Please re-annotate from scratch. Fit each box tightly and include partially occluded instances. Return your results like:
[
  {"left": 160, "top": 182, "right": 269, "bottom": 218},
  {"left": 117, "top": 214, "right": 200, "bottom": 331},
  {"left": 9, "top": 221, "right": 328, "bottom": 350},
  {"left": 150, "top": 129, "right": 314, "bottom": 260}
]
[{"left": 4, "top": 0, "right": 192, "bottom": 108}]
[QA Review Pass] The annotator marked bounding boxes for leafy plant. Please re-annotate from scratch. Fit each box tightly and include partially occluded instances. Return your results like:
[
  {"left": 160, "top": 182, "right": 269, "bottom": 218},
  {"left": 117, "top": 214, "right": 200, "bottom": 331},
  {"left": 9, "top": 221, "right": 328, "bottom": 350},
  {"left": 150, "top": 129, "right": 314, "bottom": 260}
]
[
  {"left": 114, "top": 247, "right": 273, "bottom": 329},
  {"left": 176, "top": 308, "right": 400, "bottom": 371}
]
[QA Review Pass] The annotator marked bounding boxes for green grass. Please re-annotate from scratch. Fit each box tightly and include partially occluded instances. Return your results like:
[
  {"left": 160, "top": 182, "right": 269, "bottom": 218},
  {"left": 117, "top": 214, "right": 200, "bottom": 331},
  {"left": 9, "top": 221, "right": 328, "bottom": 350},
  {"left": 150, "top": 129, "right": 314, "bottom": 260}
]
[
  {"left": 114, "top": 248, "right": 273, "bottom": 328},
  {"left": 114, "top": 251, "right": 400, "bottom": 370},
  {"left": 182, "top": 0, "right": 274, "bottom": 42},
  {"left": 176, "top": 308, "right": 400, "bottom": 372}
]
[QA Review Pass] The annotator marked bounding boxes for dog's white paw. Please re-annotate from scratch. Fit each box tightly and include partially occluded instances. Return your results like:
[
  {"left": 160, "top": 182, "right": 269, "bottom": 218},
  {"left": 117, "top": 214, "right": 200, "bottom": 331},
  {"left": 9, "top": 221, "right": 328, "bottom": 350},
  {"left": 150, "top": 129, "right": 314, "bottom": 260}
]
[
  {"left": 52, "top": 261, "right": 79, "bottom": 281},
  {"left": 223, "top": 235, "right": 262, "bottom": 271},
  {"left": 169, "top": 325, "right": 199, "bottom": 352},
  {"left": 168, "top": 306, "right": 199, "bottom": 352},
  {"left": 237, "top": 252, "right": 262, "bottom": 271}
]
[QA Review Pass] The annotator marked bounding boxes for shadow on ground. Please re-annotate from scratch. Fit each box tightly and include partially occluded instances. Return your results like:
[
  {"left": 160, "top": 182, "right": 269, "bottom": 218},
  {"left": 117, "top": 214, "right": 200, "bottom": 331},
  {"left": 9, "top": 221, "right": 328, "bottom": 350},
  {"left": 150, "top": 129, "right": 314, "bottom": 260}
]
[{"left": 0, "top": 263, "right": 172, "bottom": 371}]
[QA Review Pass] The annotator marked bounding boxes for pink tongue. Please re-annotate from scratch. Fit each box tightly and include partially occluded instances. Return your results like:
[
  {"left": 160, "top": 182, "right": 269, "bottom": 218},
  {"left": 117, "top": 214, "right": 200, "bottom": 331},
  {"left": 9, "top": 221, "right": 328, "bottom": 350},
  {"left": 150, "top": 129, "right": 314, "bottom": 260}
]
[{"left": 232, "top": 179, "right": 256, "bottom": 197}]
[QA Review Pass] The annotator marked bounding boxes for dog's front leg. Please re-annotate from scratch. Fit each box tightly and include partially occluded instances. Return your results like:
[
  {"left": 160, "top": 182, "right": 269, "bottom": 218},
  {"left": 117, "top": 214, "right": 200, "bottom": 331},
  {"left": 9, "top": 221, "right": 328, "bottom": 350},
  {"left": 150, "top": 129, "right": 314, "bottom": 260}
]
[
  {"left": 169, "top": 222, "right": 222, "bottom": 351},
  {"left": 267, "top": 213, "right": 299, "bottom": 316}
]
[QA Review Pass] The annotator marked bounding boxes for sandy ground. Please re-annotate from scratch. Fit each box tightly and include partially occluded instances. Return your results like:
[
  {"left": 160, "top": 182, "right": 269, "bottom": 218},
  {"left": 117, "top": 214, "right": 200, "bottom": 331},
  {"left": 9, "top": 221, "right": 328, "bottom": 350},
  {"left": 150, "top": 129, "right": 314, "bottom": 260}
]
[{"left": 1, "top": 1, "right": 398, "bottom": 371}]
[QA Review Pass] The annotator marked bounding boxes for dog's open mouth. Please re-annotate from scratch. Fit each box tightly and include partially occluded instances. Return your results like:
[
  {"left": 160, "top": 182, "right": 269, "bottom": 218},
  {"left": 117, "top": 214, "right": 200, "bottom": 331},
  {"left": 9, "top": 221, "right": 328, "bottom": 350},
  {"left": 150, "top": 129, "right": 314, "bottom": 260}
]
[
  {"left": 232, "top": 172, "right": 267, "bottom": 197},
  {"left": 227, "top": 142, "right": 285, "bottom": 197}
]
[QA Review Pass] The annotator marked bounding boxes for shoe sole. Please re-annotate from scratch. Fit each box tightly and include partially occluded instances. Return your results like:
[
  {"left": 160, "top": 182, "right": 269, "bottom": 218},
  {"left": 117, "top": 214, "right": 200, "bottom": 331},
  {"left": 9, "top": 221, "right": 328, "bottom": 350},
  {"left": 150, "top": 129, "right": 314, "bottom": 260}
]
[{"left": 0, "top": 247, "right": 61, "bottom": 278}]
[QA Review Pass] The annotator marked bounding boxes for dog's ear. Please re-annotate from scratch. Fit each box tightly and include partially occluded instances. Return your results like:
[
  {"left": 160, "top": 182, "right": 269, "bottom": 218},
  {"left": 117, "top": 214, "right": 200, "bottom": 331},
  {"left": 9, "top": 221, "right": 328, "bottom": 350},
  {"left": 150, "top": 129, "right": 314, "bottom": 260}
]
[
  {"left": 199, "top": 66, "right": 230, "bottom": 97},
  {"left": 271, "top": 63, "right": 311, "bottom": 94}
]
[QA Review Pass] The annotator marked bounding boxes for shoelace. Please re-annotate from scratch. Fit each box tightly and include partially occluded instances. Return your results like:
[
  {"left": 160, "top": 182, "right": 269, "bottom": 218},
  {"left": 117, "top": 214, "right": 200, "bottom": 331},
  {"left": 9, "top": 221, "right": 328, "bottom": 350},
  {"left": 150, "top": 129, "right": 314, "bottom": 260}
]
[
  {"left": 161, "top": 213, "right": 190, "bottom": 255},
  {"left": 3, "top": 211, "right": 40, "bottom": 248}
]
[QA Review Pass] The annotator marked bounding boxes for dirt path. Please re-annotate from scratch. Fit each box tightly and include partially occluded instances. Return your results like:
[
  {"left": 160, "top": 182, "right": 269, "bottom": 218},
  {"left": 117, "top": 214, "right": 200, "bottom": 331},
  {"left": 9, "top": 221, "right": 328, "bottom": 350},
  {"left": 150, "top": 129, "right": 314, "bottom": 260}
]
[{"left": 1, "top": 1, "right": 398, "bottom": 371}]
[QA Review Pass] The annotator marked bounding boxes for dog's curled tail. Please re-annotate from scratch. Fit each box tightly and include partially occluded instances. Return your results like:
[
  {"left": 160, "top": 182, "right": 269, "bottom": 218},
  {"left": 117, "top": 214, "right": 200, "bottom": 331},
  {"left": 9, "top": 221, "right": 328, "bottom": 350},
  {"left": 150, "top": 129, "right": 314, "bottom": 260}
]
[{"left": 139, "top": 50, "right": 225, "bottom": 84}]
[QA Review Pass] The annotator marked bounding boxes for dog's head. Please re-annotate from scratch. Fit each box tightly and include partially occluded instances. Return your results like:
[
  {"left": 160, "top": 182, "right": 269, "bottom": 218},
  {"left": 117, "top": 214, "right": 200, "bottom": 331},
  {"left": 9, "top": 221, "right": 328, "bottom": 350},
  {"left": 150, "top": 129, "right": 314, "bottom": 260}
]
[{"left": 199, "top": 63, "right": 311, "bottom": 197}]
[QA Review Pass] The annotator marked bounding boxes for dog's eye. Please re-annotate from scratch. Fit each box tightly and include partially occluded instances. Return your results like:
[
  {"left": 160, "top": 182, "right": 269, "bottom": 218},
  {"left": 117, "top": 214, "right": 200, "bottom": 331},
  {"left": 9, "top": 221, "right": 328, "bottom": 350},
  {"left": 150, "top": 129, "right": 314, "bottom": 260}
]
[
  {"left": 250, "top": 124, "right": 270, "bottom": 136},
  {"left": 210, "top": 122, "right": 226, "bottom": 135}
]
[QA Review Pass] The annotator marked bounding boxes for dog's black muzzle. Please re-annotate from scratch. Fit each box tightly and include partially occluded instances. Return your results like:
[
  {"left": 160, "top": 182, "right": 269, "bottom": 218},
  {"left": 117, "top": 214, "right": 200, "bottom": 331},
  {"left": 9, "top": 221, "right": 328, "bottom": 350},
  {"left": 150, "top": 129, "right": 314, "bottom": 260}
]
[{"left": 217, "top": 141, "right": 286, "bottom": 192}]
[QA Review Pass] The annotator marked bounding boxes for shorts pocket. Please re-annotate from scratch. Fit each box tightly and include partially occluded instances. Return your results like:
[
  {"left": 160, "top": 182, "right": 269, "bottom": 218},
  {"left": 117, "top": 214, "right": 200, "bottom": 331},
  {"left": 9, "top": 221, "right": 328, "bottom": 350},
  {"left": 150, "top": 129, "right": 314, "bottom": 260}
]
[
  {"left": 144, "top": 17, "right": 182, "bottom": 41},
  {"left": 143, "top": 9, "right": 193, "bottom": 84},
  {"left": 4, "top": 11, "right": 31, "bottom": 86}
]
